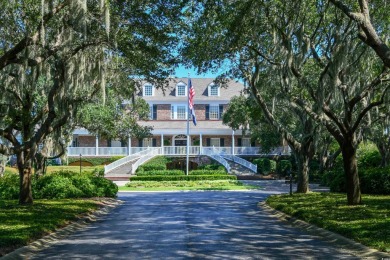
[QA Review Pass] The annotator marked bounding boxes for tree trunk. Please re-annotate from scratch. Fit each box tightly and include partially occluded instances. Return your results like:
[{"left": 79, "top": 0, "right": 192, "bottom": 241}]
[
  {"left": 341, "top": 140, "right": 361, "bottom": 205},
  {"left": 295, "top": 153, "right": 310, "bottom": 193},
  {"left": 377, "top": 142, "right": 390, "bottom": 167},
  {"left": 17, "top": 152, "right": 34, "bottom": 205}
]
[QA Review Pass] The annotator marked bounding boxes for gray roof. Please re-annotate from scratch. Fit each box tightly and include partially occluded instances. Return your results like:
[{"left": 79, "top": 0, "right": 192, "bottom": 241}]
[{"left": 138, "top": 78, "right": 246, "bottom": 102}]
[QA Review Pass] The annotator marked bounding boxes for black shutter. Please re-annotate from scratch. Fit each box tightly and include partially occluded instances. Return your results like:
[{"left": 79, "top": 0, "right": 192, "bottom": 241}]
[
  {"left": 107, "top": 139, "right": 111, "bottom": 147},
  {"left": 219, "top": 105, "right": 223, "bottom": 119},
  {"left": 205, "top": 105, "right": 210, "bottom": 120},
  {"left": 237, "top": 138, "right": 242, "bottom": 147},
  {"left": 251, "top": 141, "right": 255, "bottom": 147},
  {"left": 153, "top": 104, "right": 157, "bottom": 120},
  {"left": 152, "top": 138, "right": 157, "bottom": 147},
  {"left": 121, "top": 140, "right": 126, "bottom": 147},
  {"left": 220, "top": 138, "right": 225, "bottom": 147},
  {"left": 138, "top": 139, "right": 143, "bottom": 147},
  {"left": 206, "top": 138, "right": 211, "bottom": 146}
]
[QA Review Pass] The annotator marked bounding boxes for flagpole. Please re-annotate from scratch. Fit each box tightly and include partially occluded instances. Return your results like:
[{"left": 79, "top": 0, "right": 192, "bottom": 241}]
[{"left": 186, "top": 74, "right": 190, "bottom": 176}]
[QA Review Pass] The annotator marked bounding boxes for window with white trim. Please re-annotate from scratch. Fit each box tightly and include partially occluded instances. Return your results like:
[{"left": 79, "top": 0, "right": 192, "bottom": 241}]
[
  {"left": 242, "top": 138, "right": 251, "bottom": 147},
  {"left": 149, "top": 105, "right": 153, "bottom": 119},
  {"left": 210, "top": 138, "right": 220, "bottom": 147},
  {"left": 209, "top": 105, "right": 219, "bottom": 119},
  {"left": 171, "top": 105, "right": 187, "bottom": 119},
  {"left": 208, "top": 84, "right": 220, "bottom": 96},
  {"left": 176, "top": 84, "right": 186, "bottom": 96},
  {"left": 143, "top": 84, "right": 153, "bottom": 96},
  {"left": 177, "top": 106, "right": 186, "bottom": 119},
  {"left": 143, "top": 138, "right": 153, "bottom": 147}
]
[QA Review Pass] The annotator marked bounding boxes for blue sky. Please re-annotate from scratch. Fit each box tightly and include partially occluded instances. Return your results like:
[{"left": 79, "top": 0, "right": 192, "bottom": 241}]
[{"left": 174, "top": 65, "right": 229, "bottom": 79}]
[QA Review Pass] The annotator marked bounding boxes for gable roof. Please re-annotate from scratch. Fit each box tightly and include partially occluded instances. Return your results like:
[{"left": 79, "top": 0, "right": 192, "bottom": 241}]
[{"left": 138, "top": 78, "right": 246, "bottom": 102}]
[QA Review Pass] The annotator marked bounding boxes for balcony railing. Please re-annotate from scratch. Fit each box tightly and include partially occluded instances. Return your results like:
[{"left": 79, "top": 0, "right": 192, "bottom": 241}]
[{"left": 67, "top": 146, "right": 290, "bottom": 157}]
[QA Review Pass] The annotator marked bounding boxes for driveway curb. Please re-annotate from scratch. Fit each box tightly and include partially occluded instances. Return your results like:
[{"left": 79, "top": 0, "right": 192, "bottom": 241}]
[
  {"left": 2, "top": 198, "right": 123, "bottom": 259},
  {"left": 259, "top": 201, "right": 390, "bottom": 259}
]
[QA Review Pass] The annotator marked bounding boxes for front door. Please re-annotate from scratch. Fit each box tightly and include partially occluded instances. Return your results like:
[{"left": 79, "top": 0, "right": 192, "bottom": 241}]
[{"left": 175, "top": 140, "right": 187, "bottom": 146}]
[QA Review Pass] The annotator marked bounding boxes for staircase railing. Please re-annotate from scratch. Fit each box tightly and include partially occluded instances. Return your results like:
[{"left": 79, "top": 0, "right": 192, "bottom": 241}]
[
  {"left": 222, "top": 155, "right": 257, "bottom": 173},
  {"left": 131, "top": 148, "right": 162, "bottom": 174},
  {"left": 104, "top": 148, "right": 154, "bottom": 174},
  {"left": 202, "top": 148, "right": 231, "bottom": 173}
]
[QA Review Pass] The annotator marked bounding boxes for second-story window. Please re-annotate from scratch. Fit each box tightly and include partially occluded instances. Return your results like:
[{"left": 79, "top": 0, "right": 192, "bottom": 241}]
[
  {"left": 177, "top": 106, "right": 186, "bottom": 119},
  {"left": 208, "top": 84, "right": 220, "bottom": 96},
  {"left": 143, "top": 84, "right": 153, "bottom": 96},
  {"left": 177, "top": 85, "right": 186, "bottom": 96},
  {"left": 209, "top": 105, "right": 219, "bottom": 119}
]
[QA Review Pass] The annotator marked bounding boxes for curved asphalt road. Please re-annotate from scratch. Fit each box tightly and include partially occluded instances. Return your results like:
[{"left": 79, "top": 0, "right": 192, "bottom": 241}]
[{"left": 5, "top": 181, "right": 371, "bottom": 259}]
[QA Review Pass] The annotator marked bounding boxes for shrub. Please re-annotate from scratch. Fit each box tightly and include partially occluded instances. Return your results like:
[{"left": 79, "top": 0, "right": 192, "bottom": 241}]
[
  {"left": 90, "top": 177, "right": 118, "bottom": 197},
  {"left": 0, "top": 172, "right": 20, "bottom": 199},
  {"left": 129, "top": 175, "right": 237, "bottom": 182},
  {"left": 277, "top": 160, "right": 292, "bottom": 176},
  {"left": 198, "top": 164, "right": 226, "bottom": 171},
  {"left": 359, "top": 167, "right": 390, "bottom": 194},
  {"left": 35, "top": 175, "right": 83, "bottom": 199},
  {"left": 253, "top": 158, "right": 276, "bottom": 175},
  {"left": 189, "top": 170, "right": 227, "bottom": 175},
  {"left": 136, "top": 156, "right": 171, "bottom": 172},
  {"left": 136, "top": 170, "right": 185, "bottom": 176},
  {"left": 357, "top": 143, "right": 381, "bottom": 169}
]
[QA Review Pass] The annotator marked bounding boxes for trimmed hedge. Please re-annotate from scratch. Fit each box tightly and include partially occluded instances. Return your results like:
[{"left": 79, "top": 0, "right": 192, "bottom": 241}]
[
  {"left": 130, "top": 175, "right": 237, "bottom": 182},
  {"left": 189, "top": 170, "right": 227, "bottom": 175},
  {"left": 136, "top": 170, "right": 185, "bottom": 176}
]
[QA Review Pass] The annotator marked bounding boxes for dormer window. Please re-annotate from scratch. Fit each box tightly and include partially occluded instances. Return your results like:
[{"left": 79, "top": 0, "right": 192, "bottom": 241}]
[
  {"left": 208, "top": 84, "right": 220, "bottom": 96},
  {"left": 176, "top": 83, "right": 187, "bottom": 96},
  {"left": 143, "top": 84, "right": 154, "bottom": 96}
]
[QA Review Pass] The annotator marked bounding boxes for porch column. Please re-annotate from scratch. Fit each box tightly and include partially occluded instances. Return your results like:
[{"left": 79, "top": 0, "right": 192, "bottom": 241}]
[
  {"left": 199, "top": 133, "right": 203, "bottom": 154},
  {"left": 128, "top": 136, "right": 131, "bottom": 155},
  {"left": 95, "top": 135, "right": 99, "bottom": 156},
  {"left": 232, "top": 131, "right": 235, "bottom": 155},
  {"left": 161, "top": 134, "right": 164, "bottom": 155}
]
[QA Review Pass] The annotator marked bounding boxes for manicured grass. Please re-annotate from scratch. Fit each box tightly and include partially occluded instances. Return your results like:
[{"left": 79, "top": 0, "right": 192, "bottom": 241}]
[
  {"left": 0, "top": 198, "right": 105, "bottom": 257},
  {"left": 121, "top": 180, "right": 260, "bottom": 191},
  {"left": 266, "top": 193, "right": 390, "bottom": 252},
  {"left": 45, "top": 166, "right": 104, "bottom": 174}
]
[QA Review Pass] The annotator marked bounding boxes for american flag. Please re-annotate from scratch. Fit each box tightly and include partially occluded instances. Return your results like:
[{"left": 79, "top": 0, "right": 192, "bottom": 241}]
[{"left": 188, "top": 78, "right": 197, "bottom": 126}]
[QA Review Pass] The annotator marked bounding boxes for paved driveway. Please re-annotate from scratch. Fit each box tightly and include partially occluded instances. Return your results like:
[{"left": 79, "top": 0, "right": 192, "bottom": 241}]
[{"left": 17, "top": 181, "right": 367, "bottom": 259}]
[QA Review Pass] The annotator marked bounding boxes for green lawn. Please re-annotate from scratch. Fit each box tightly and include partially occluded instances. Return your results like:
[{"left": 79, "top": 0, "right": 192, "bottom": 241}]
[
  {"left": 120, "top": 180, "right": 260, "bottom": 191},
  {"left": 0, "top": 198, "right": 106, "bottom": 257},
  {"left": 266, "top": 193, "right": 390, "bottom": 252}
]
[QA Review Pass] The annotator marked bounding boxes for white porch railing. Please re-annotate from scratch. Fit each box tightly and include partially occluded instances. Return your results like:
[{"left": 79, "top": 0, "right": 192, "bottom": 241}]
[
  {"left": 131, "top": 148, "right": 162, "bottom": 174},
  {"left": 163, "top": 146, "right": 201, "bottom": 155},
  {"left": 222, "top": 155, "right": 257, "bottom": 173},
  {"left": 68, "top": 146, "right": 290, "bottom": 157},
  {"left": 202, "top": 148, "right": 231, "bottom": 173},
  {"left": 104, "top": 149, "right": 153, "bottom": 174}
]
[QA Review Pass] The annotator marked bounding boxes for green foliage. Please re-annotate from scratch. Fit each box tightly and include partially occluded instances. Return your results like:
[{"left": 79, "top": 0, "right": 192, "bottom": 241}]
[
  {"left": 124, "top": 180, "right": 245, "bottom": 190},
  {"left": 357, "top": 143, "right": 382, "bottom": 168},
  {"left": 0, "top": 171, "right": 118, "bottom": 200},
  {"left": 359, "top": 167, "right": 390, "bottom": 195},
  {"left": 67, "top": 156, "right": 125, "bottom": 166},
  {"left": 197, "top": 164, "right": 226, "bottom": 171},
  {"left": 136, "top": 156, "right": 172, "bottom": 172},
  {"left": 189, "top": 170, "right": 227, "bottom": 175},
  {"left": 277, "top": 160, "right": 292, "bottom": 176},
  {"left": 0, "top": 172, "right": 19, "bottom": 200},
  {"left": 130, "top": 175, "right": 237, "bottom": 182},
  {"left": 253, "top": 158, "right": 276, "bottom": 175},
  {"left": 136, "top": 170, "right": 185, "bottom": 176}
]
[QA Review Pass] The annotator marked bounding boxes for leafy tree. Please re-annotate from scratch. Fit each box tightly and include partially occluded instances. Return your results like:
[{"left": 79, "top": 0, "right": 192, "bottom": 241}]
[
  {"left": 182, "top": 0, "right": 390, "bottom": 204},
  {"left": 0, "top": 0, "right": 185, "bottom": 205}
]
